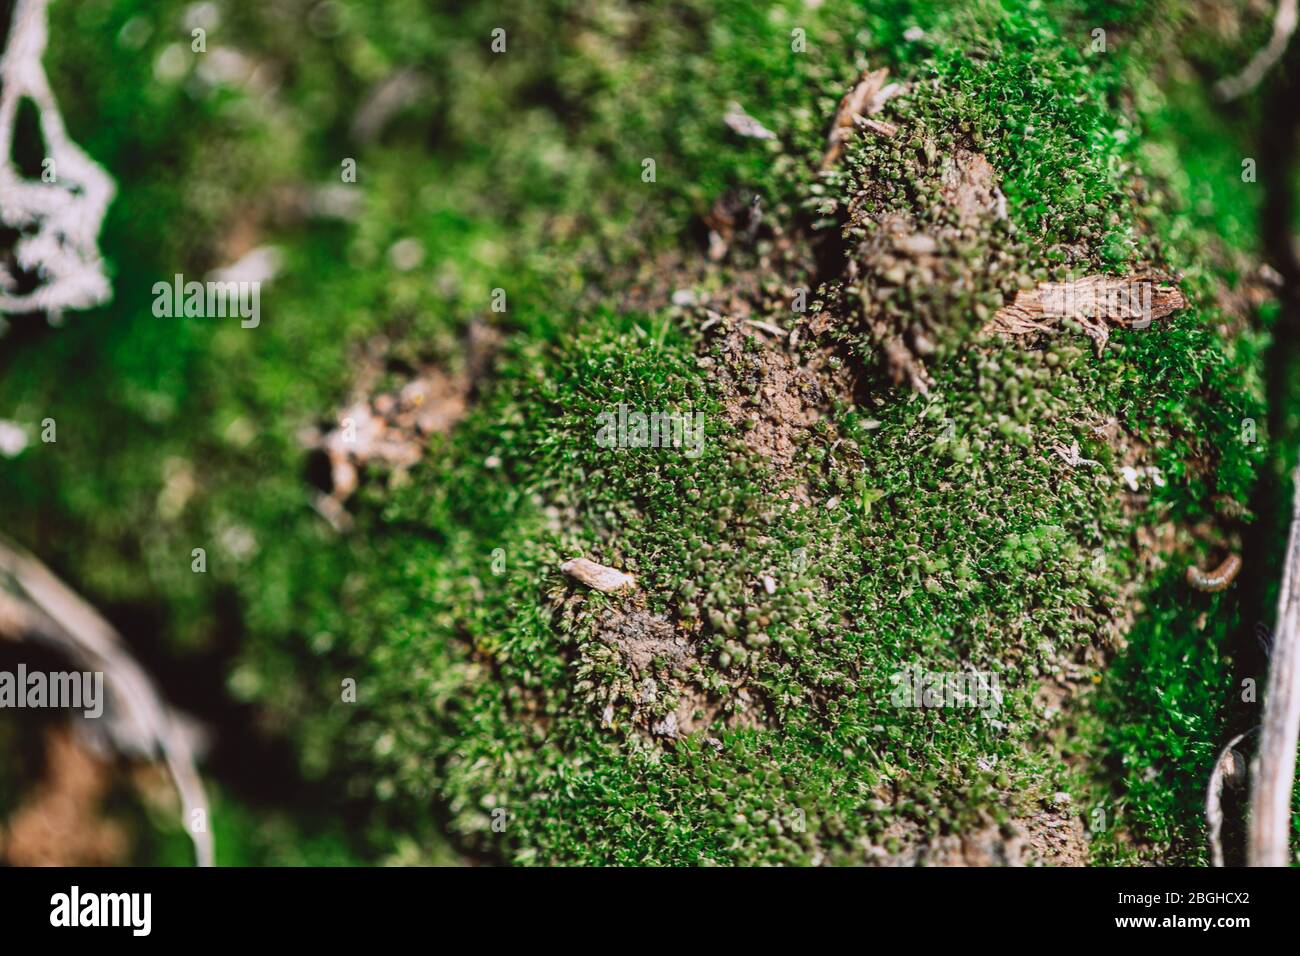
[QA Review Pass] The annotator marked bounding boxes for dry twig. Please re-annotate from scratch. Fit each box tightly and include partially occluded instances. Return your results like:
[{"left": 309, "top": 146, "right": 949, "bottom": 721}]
[
  {"left": 0, "top": 540, "right": 213, "bottom": 866},
  {"left": 1206, "top": 730, "right": 1252, "bottom": 868},
  {"left": 1217, "top": 0, "right": 1299, "bottom": 101},
  {"left": 1248, "top": 464, "right": 1300, "bottom": 865}
]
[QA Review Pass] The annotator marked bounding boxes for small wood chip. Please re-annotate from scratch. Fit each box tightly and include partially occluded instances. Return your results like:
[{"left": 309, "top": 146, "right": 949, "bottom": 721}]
[
  {"left": 820, "top": 67, "right": 902, "bottom": 169},
  {"left": 892, "top": 233, "right": 937, "bottom": 256},
  {"left": 984, "top": 274, "right": 1186, "bottom": 353},
  {"left": 723, "top": 102, "right": 776, "bottom": 140},
  {"left": 560, "top": 557, "right": 637, "bottom": 593},
  {"left": 859, "top": 117, "right": 897, "bottom": 137}
]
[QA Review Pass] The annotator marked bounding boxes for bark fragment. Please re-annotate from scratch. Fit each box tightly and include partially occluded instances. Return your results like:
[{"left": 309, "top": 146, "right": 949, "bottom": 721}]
[
  {"left": 985, "top": 274, "right": 1186, "bottom": 353},
  {"left": 820, "top": 67, "right": 903, "bottom": 169}
]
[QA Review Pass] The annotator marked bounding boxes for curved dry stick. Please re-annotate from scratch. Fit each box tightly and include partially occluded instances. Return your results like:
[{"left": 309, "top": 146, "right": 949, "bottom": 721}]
[
  {"left": 1248, "top": 464, "right": 1300, "bottom": 865},
  {"left": 0, "top": 540, "right": 213, "bottom": 866},
  {"left": 1206, "top": 729, "right": 1253, "bottom": 867},
  {"left": 1217, "top": 0, "right": 1299, "bottom": 101}
]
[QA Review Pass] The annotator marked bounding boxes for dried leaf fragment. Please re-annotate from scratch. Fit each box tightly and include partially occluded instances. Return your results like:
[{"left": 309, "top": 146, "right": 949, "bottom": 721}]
[
  {"left": 560, "top": 557, "right": 637, "bottom": 593},
  {"left": 985, "top": 274, "right": 1186, "bottom": 353},
  {"left": 723, "top": 102, "right": 776, "bottom": 140}
]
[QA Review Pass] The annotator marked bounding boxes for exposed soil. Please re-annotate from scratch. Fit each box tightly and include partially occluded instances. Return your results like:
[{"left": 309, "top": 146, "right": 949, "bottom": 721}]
[
  {"left": 589, "top": 604, "right": 767, "bottom": 740},
  {"left": 0, "top": 725, "right": 128, "bottom": 866},
  {"left": 874, "top": 808, "right": 1088, "bottom": 866},
  {"left": 702, "top": 327, "right": 857, "bottom": 502}
]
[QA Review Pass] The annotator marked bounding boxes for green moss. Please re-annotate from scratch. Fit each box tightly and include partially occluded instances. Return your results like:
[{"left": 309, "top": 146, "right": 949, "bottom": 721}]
[{"left": 0, "top": 0, "right": 1279, "bottom": 865}]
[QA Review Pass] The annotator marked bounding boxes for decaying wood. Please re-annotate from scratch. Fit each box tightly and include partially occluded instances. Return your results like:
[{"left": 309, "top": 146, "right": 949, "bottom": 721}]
[
  {"left": 984, "top": 274, "right": 1186, "bottom": 353},
  {"left": 560, "top": 557, "right": 637, "bottom": 593},
  {"left": 0, "top": 540, "right": 213, "bottom": 866},
  {"left": 1248, "top": 464, "right": 1300, "bottom": 866},
  {"left": 820, "top": 67, "right": 903, "bottom": 169}
]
